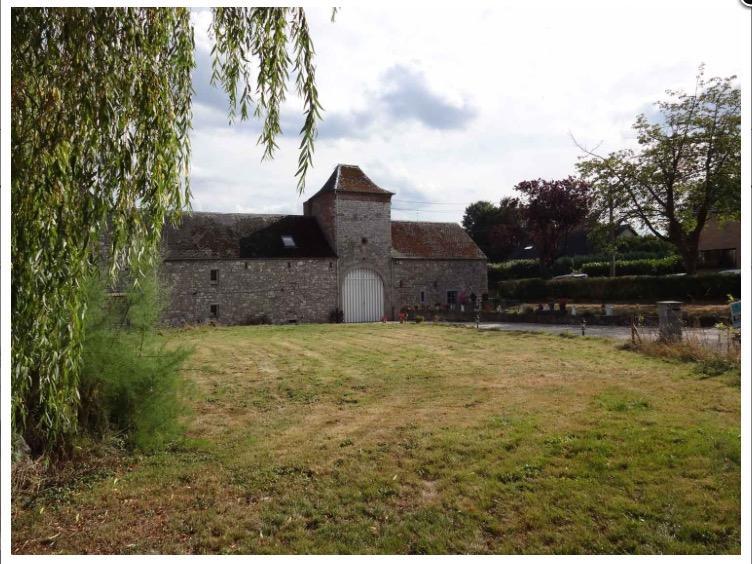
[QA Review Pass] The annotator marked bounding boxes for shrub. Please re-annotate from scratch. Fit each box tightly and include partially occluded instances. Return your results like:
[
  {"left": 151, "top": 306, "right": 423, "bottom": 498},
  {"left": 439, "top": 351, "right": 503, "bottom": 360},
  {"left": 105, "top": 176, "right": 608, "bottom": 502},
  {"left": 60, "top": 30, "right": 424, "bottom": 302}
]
[
  {"left": 489, "top": 254, "right": 684, "bottom": 282},
  {"left": 415, "top": 315, "right": 425, "bottom": 323},
  {"left": 488, "top": 260, "right": 540, "bottom": 283},
  {"left": 497, "top": 272, "right": 740, "bottom": 302},
  {"left": 77, "top": 264, "right": 190, "bottom": 452},
  {"left": 580, "top": 256, "right": 684, "bottom": 277},
  {"left": 613, "top": 235, "right": 678, "bottom": 256},
  {"left": 621, "top": 332, "right": 739, "bottom": 383}
]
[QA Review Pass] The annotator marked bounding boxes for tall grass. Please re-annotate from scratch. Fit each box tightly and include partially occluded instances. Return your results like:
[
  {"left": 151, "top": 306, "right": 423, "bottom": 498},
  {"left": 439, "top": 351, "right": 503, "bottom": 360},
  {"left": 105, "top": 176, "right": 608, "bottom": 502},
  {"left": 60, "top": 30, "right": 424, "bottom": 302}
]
[
  {"left": 77, "top": 262, "right": 191, "bottom": 452},
  {"left": 622, "top": 326, "right": 740, "bottom": 384}
]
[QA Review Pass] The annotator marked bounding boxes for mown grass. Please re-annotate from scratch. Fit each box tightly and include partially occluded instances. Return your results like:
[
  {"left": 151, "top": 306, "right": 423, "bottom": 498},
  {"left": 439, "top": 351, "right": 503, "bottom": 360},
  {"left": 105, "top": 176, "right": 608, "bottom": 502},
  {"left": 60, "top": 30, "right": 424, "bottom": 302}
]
[{"left": 12, "top": 324, "right": 740, "bottom": 554}]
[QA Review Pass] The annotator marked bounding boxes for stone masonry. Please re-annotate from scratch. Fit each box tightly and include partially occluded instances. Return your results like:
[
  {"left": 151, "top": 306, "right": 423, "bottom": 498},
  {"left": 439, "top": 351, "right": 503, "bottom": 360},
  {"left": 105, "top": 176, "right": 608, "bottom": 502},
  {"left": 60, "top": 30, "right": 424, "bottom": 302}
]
[
  {"left": 162, "top": 258, "right": 337, "bottom": 325},
  {"left": 160, "top": 164, "right": 487, "bottom": 325}
]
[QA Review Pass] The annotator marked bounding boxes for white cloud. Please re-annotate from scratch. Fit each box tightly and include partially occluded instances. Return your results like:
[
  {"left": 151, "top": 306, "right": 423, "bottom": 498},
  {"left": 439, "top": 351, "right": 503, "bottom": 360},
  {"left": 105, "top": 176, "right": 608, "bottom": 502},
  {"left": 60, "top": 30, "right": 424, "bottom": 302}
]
[{"left": 189, "top": 1, "right": 742, "bottom": 223}]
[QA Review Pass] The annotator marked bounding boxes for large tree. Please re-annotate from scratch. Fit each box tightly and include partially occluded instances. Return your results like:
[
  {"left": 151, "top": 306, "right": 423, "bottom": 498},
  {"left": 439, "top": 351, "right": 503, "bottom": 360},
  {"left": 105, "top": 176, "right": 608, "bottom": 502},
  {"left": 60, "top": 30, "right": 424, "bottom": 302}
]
[
  {"left": 576, "top": 69, "right": 741, "bottom": 274},
  {"left": 12, "top": 7, "right": 327, "bottom": 453},
  {"left": 514, "top": 177, "right": 592, "bottom": 267},
  {"left": 462, "top": 197, "right": 526, "bottom": 262},
  {"left": 577, "top": 152, "right": 637, "bottom": 276}
]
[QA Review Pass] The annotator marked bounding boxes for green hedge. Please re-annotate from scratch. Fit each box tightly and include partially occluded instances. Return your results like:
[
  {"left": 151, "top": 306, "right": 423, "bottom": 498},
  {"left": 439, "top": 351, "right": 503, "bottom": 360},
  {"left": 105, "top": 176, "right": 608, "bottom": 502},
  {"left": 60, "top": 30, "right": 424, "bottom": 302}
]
[
  {"left": 488, "top": 259, "right": 540, "bottom": 283},
  {"left": 489, "top": 253, "right": 684, "bottom": 283},
  {"left": 580, "top": 256, "right": 683, "bottom": 277},
  {"left": 497, "top": 273, "right": 740, "bottom": 302}
]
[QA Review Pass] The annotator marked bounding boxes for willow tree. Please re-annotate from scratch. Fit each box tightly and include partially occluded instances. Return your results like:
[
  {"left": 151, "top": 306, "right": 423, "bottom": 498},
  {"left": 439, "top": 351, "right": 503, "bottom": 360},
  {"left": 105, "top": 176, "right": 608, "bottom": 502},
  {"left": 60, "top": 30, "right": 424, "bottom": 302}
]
[{"left": 12, "top": 7, "right": 326, "bottom": 453}]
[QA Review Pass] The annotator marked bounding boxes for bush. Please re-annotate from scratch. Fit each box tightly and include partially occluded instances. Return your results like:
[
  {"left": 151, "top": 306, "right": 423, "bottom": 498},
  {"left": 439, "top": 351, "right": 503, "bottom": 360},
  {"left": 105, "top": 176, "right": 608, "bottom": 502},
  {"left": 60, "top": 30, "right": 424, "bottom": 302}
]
[
  {"left": 490, "top": 254, "right": 684, "bottom": 282},
  {"left": 497, "top": 272, "right": 740, "bottom": 302},
  {"left": 580, "top": 256, "right": 684, "bottom": 277},
  {"left": 488, "top": 260, "right": 541, "bottom": 283},
  {"left": 415, "top": 315, "right": 425, "bottom": 323},
  {"left": 77, "top": 263, "right": 190, "bottom": 452},
  {"left": 613, "top": 235, "right": 678, "bottom": 256}
]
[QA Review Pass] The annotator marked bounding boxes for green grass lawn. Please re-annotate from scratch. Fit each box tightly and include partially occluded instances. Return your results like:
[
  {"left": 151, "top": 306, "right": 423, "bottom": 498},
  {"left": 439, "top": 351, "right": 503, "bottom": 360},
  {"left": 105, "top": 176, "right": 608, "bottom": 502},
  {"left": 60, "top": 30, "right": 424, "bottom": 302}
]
[{"left": 12, "top": 324, "right": 741, "bottom": 554}]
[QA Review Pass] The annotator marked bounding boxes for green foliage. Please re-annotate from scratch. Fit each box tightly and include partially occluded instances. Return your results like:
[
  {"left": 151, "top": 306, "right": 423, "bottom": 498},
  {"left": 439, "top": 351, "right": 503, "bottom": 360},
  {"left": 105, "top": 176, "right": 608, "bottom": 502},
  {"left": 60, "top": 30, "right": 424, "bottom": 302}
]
[
  {"left": 12, "top": 8, "right": 194, "bottom": 452},
  {"left": 462, "top": 197, "right": 526, "bottom": 262},
  {"left": 488, "top": 259, "right": 541, "bottom": 282},
  {"left": 489, "top": 252, "right": 683, "bottom": 282},
  {"left": 498, "top": 273, "right": 740, "bottom": 302},
  {"left": 210, "top": 7, "right": 324, "bottom": 192},
  {"left": 12, "top": 7, "right": 326, "bottom": 453},
  {"left": 577, "top": 67, "right": 741, "bottom": 273},
  {"left": 611, "top": 235, "right": 678, "bottom": 256},
  {"left": 77, "top": 266, "right": 190, "bottom": 452},
  {"left": 580, "top": 256, "right": 683, "bottom": 277}
]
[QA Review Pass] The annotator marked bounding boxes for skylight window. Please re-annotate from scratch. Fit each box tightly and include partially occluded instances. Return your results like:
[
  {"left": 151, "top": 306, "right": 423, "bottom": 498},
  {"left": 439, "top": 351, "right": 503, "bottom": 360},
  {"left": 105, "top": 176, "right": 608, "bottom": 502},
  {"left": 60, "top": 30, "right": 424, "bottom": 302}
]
[{"left": 281, "top": 235, "right": 296, "bottom": 248}]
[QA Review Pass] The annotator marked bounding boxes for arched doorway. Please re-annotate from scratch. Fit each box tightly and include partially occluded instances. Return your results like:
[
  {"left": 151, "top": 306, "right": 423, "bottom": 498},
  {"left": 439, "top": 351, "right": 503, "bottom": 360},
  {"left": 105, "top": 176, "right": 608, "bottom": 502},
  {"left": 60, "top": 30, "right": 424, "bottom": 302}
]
[{"left": 342, "top": 267, "right": 384, "bottom": 323}]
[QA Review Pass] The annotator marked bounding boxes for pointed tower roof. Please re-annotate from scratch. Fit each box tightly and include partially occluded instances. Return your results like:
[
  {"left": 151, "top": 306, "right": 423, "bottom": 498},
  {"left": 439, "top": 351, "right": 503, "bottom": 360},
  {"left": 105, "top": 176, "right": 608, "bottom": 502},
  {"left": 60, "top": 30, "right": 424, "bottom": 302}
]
[{"left": 307, "top": 164, "right": 394, "bottom": 200}]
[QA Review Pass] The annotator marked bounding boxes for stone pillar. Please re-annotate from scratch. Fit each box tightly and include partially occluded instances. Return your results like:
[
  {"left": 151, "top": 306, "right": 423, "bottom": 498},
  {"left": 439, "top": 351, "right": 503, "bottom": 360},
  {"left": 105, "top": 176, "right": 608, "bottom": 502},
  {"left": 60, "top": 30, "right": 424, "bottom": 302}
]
[{"left": 657, "top": 301, "right": 682, "bottom": 342}]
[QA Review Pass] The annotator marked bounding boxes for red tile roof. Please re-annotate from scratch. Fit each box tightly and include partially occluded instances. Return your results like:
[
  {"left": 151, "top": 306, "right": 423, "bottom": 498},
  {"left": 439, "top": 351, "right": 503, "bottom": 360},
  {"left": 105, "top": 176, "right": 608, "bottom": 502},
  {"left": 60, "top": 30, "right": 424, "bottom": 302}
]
[
  {"left": 307, "top": 164, "right": 393, "bottom": 200},
  {"left": 391, "top": 221, "right": 486, "bottom": 260}
]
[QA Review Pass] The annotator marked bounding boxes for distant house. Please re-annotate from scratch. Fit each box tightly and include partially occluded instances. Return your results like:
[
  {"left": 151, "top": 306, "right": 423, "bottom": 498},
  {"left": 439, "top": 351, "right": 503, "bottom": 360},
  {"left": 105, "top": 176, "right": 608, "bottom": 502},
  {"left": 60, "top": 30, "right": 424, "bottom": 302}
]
[
  {"left": 160, "top": 165, "right": 487, "bottom": 325},
  {"left": 508, "top": 224, "right": 637, "bottom": 260},
  {"left": 698, "top": 218, "right": 740, "bottom": 269}
]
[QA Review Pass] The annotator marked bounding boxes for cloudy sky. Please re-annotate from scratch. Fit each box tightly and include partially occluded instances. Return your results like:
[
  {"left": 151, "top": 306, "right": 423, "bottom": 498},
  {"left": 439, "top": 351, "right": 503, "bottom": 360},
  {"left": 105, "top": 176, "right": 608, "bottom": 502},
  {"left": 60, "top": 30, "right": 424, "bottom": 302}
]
[{"left": 189, "top": 1, "right": 743, "bottom": 223}]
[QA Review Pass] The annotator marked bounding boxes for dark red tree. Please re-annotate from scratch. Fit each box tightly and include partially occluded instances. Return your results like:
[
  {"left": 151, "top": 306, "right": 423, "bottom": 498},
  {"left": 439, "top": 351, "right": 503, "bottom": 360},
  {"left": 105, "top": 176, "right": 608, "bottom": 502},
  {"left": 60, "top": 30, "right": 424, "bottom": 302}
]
[{"left": 514, "top": 177, "right": 592, "bottom": 267}]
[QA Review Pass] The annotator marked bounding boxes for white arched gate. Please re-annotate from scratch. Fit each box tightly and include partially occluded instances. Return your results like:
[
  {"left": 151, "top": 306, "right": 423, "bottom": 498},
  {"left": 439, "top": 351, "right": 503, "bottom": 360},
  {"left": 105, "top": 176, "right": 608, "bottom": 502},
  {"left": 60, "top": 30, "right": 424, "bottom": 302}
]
[{"left": 342, "top": 268, "right": 384, "bottom": 323}]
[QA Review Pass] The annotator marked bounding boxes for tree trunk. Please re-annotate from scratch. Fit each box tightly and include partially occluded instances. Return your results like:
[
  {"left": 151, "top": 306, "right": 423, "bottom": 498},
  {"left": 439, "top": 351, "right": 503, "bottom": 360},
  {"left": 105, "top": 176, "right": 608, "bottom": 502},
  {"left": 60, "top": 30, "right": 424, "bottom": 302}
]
[
  {"left": 608, "top": 207, "right": 617, "bottom": 277},
  {"left": 680, "top": 246, "right": 699, "bottom": 275}
]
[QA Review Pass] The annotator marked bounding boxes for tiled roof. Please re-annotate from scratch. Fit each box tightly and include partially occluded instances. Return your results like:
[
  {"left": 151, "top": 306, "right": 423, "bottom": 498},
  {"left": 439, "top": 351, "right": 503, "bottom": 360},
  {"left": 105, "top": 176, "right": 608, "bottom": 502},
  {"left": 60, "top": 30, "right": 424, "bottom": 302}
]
[
  {"left": 163, "top": 212, "right": 336, "bottom": 260},
  {"left": 307, "top": 164, "right": 393, "bottom": 199},
  {"left": 391, "top": 221, "right": 486, "bottom": 260}
]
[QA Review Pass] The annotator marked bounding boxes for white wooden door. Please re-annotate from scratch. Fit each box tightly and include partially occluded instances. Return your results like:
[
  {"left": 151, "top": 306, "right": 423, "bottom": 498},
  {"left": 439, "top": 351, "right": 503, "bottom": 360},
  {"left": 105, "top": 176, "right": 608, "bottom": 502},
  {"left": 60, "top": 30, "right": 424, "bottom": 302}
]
[{"left": 342, "top": 268, "right": 384, "bottom": 323}]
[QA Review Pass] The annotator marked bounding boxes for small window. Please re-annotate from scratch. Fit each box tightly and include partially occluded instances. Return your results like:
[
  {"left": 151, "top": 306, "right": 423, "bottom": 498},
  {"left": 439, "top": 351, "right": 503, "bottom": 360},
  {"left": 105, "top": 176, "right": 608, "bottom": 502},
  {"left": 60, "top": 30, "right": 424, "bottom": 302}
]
[
  {"left": 210, "top": 269, "right": 218, "bottom": 282},
  {"left": 281, "top": 235, "right": 296, "bottom": 248},
  {"left": 420, "top": 290, "right": 426, "bottom": 304},
  {"left": 210, "top": 304, "right": 218, "bottom": 318},
  {"left": 447, "top": 290, "right": 458, "bottom": 305}
]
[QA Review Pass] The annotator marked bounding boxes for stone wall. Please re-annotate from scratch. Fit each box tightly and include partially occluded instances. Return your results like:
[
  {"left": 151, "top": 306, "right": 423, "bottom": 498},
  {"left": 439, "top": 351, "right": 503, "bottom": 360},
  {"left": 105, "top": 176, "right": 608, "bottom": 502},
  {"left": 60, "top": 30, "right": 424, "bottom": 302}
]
[
  {"left": 392, "top": 259, "right": 488, "bottom": 310},
  {"left": 161, "top": 258, "right": 337, "bottom": 325},
  {"left": 334, "top": 192, "right": 395, "bottom": 316}
]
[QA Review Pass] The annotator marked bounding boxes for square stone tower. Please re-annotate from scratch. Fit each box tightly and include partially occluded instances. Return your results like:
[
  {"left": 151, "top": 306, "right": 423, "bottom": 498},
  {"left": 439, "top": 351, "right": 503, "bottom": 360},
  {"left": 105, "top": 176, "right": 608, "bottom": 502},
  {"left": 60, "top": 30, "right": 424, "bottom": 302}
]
[{"left": 304, "top": 164, "right": 394, "bottom": 321}]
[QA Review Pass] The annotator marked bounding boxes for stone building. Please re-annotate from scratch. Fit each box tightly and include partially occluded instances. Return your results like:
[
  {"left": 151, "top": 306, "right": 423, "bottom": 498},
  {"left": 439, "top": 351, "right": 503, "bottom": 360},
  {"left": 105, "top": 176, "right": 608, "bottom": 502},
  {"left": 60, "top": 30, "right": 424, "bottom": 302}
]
[{"left": 161, "top": 164, "right": 487, "bottom": 324}]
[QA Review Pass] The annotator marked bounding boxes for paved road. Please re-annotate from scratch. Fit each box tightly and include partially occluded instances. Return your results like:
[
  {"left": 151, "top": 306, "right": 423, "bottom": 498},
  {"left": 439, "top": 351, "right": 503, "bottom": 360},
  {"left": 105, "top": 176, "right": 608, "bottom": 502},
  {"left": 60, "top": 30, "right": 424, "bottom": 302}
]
[{"left": 459, "top": 321, "right": 728, "bottom": 344}]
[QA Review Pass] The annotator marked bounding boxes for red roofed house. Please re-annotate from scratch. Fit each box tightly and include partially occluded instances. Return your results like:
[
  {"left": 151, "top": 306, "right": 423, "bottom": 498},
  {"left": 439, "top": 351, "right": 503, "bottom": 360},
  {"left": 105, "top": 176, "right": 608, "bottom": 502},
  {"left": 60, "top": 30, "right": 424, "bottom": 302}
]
[
  {"left": 161, "top": 165, "right": 487, "bottom": 324},
  {"left": 698, "top": 218, "right": 741, "bottom": 269}
]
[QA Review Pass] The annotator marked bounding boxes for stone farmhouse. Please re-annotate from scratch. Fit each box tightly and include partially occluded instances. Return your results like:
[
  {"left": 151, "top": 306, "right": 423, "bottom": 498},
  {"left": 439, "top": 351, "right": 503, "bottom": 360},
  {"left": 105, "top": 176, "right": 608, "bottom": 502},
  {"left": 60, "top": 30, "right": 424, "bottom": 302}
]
[{"left": 161, "top": 164, "right": 487, "bottom": 324}]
